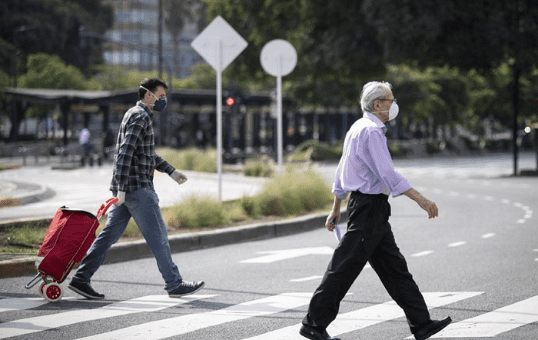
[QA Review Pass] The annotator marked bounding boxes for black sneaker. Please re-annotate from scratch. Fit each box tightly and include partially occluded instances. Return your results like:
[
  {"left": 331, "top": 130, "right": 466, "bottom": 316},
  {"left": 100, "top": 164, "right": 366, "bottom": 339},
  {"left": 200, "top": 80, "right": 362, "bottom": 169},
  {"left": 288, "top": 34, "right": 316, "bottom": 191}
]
[
  {"left": 168, "top": 280, "right": 205, "bottom": 297},
  {"left": 68, "top": 280, "right": 105, "bottom": 300}
]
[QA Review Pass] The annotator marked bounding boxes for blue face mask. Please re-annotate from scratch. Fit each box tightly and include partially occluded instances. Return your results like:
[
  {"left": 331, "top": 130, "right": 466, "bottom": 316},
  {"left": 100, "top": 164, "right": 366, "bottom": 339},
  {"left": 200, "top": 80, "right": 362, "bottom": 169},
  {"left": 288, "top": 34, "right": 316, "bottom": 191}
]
[{"left": 140, "top": 86, "right": 167, "bottom": 111}]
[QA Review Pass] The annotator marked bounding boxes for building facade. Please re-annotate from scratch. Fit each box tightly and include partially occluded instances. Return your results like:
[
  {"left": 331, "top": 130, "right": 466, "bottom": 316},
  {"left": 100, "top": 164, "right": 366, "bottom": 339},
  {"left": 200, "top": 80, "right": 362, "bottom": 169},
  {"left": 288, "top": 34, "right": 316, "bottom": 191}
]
[{"left": 101, "top": 0, "right": 202, "bottom": 78}]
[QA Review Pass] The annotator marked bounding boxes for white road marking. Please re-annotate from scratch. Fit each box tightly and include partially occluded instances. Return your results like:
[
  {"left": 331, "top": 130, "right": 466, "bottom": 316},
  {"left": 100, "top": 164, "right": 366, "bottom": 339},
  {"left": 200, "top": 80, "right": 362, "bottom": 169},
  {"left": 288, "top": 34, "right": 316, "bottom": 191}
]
[
  {"left": 290, "top": 276, "right": 323, "bottom": 282},
  {"left": 0, "top": 295, "right": 213, "bottom": 339},
  {"left": 75, "top": 292, "right": 313, "bottom": 340},
  {"left": 241, "top": 247, "right": 334, "bottom": 264},
  {"left": 430, "top": 295, "right": 538, "bottom": 338},
  {"left": 482, "top": 233, "right": 495, "bottom": 239},
  {"left": 0, "top": 297, "right": 75, "bottom": 313},
  {"left": 411, "top": 251, "right": 434, "bottom": 257},
  {"left": 244, "top": 292, "right": 483, "bottom": 340},
  {"left": 448, "top": 241, "right": 466, "bottom": 248}
]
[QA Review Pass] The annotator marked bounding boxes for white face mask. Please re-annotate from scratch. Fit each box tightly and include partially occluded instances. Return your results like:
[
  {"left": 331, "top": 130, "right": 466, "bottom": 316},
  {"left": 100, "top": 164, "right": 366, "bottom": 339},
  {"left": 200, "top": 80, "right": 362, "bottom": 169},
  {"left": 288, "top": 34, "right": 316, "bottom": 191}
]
[
  {"left": 379, "top": 101, "right": 399, "bottom": 121},
  {"left": 388, "top": 102, "right": 399, "bottom": 120}
]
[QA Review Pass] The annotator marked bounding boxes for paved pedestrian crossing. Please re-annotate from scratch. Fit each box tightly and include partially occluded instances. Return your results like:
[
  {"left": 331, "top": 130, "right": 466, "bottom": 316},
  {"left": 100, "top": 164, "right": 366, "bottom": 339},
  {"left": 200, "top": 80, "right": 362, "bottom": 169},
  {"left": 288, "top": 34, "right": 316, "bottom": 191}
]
[{"left": 1, "top": 291, "right": 537, "bottom": 339}]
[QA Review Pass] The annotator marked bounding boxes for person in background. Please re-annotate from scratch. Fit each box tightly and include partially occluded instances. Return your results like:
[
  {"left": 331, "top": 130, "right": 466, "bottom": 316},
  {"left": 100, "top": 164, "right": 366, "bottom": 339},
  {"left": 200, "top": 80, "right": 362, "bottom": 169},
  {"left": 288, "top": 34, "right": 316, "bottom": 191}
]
[
  {"left": 69, "top": 78, "right": 205, "bottom": 299},
  {"left": 300, "top": 81, "right": 451, "bottom": 340},
  {"left": 79, "top": 126, "right": 92, "bottom": 158}
]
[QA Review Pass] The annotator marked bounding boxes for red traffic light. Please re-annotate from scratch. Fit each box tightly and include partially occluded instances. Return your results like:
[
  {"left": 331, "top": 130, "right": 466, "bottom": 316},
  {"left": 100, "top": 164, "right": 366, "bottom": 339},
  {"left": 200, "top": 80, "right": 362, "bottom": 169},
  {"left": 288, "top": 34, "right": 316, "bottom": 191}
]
[{"left": 225, "top": 97, "right": 236, "bottom": 106}]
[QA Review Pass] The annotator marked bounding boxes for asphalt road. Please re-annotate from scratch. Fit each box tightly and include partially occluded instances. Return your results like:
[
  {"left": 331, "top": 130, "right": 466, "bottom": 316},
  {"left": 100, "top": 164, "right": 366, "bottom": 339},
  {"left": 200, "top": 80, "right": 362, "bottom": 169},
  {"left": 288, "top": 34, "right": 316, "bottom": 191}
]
[{"left": 1, "top": 153, "right": 537, "bottom": 340}]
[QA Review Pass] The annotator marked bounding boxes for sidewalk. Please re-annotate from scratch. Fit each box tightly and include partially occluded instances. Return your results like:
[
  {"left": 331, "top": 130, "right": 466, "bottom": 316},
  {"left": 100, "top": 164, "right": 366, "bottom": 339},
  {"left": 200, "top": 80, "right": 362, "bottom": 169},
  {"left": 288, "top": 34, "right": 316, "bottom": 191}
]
[
  {"left": 0, "top": 157, "right": 269, "bottom": 224},
  {"left": 0, "top": 157, "right": 337, "bottom": 278}
]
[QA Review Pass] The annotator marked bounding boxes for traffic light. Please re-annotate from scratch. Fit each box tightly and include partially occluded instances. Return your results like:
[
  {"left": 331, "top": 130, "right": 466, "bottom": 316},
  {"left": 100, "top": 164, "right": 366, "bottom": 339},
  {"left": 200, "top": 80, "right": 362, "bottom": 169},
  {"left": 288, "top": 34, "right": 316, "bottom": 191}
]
[{"left": 225, "top": 96, "right": 236, "bottom": 107}]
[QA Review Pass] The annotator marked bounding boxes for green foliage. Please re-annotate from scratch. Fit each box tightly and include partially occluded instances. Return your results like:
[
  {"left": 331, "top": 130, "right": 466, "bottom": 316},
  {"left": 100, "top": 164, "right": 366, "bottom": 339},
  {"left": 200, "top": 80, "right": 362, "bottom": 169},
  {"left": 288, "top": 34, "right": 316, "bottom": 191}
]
[
  {"left": 243, "top": 156, "right": 274, "bottom": 177},
  {"left": 6, "top": 225, "right": 46, "bottom": 248},
  {"left": 173, "top": 63, "right": 216, "bottom": 89},
  {"left": 292, "top": 140, "right": 342, "bottom": 162},
  {"left": 240, "top": 195, "right": 260, "bottom": 218},
  {"left": 169, "top": 195, "right": 239, "bottom": 229},
  {"left": 158, "top": 147, "right": 217, "bottom": 173},
  {"left": 0, "top": 0, "right": 113, "bottom": 77},
  {"left": 253, "top": 167, "right": 333, "bottom": 217},
  {"left": 19, "top": 53, "right": 88, "bottom": 90},
  {"left": 388, "top": 143, "right": 409, "bottom": 158},
  {"left": 91, "top": 65, "right": 162, "bottom": 91}
]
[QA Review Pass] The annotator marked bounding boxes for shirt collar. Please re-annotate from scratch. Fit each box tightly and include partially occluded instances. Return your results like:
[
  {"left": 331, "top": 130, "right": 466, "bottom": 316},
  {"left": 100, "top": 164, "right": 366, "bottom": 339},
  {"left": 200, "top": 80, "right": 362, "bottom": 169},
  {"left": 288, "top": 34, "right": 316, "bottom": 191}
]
[
  {"left": 364, "top": 111, "right": 387, "bottom": 134},
  {"left": 137, "top": 101, "right": 153, "bottom": 117}
]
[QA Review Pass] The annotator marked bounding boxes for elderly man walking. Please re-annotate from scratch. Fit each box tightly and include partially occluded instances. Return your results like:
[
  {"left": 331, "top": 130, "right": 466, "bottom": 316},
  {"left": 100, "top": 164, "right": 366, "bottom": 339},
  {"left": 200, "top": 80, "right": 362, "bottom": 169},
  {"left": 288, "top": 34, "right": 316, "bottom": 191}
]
[{"left": 300, "top": 81, "right": 451, "bottom": 340}]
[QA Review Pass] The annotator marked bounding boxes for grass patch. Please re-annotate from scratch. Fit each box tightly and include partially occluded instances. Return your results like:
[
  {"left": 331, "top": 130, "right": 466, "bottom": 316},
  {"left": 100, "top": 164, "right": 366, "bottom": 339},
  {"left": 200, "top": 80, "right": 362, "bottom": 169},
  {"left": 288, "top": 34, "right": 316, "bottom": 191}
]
[
  {"left": 0, "top": 197, "right": 21, "bottom": 208},
  {"left": 5, "top": 225, "right": 47, "bottom": 248}
]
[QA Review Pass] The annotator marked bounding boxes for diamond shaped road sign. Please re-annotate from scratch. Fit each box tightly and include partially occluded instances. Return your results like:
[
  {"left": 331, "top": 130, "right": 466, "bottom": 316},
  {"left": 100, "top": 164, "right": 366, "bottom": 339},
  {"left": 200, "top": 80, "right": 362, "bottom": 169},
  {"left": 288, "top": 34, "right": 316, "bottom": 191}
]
[{"left": 191, "top": 15, "right": 248, "bottom": 72}]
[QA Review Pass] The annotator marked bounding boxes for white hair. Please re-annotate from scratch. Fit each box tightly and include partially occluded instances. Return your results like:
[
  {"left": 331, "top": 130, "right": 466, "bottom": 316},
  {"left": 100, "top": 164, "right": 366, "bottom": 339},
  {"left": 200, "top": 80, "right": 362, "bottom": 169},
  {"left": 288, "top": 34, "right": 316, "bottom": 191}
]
[{"left": 360, "top": 81, "right": 393, "bottom": 113}]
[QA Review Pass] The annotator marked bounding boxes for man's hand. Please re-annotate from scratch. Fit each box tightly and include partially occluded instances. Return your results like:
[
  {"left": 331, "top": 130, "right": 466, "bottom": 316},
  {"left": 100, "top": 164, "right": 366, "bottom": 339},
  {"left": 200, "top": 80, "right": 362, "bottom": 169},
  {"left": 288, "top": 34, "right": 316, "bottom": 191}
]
[
  {"left": 404, "top": 188, "right": 438, "bottom": 219},
  {"left": 170, "top": 170, "right": 188, "bottom": 185},
  {"left": 325, "top": 196, "right": 343, "bottom": 231},
  {"left": 417, "top": 197, "right": 438, "bottom": 219},
  {"left": 325, "top": 212, "right": 340, "bottom": 231},
  {"left": 115, "top": 191, "right": 126, "bottom": 206}
]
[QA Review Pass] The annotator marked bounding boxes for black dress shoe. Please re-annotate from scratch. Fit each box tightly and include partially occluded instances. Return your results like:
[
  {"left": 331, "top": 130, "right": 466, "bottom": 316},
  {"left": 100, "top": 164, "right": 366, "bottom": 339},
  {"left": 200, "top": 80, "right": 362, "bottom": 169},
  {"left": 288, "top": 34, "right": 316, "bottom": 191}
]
[
  {"left": 412, "top": 317, "right": 452, "bottom": 340},
  {"left": 299, "top": 324, "right": 340, "bottom": 340}
]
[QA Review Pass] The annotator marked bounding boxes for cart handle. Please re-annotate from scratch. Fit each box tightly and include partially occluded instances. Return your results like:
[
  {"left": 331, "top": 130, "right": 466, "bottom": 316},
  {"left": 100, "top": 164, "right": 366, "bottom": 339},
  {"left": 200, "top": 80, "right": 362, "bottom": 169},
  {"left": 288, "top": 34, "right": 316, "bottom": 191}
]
[
  {"left": 25, "top": 273, "right": 43, "bottom": 289},
  {"left": 96, "top": 197, "right": 119, "bottom": 221}
]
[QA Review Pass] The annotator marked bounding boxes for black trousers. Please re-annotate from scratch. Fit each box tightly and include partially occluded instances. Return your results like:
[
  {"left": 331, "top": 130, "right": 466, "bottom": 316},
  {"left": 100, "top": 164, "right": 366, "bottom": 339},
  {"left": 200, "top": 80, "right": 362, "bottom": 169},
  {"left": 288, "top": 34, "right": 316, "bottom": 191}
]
[{"left": 303, "top": 191, "right": 431, "bottom": 331}]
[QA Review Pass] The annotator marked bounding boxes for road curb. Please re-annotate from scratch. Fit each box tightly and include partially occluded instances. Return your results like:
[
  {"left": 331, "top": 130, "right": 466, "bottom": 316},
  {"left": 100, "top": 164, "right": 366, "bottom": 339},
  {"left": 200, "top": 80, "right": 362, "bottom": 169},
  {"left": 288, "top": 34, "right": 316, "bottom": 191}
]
[{"left": 0, "top": 209, "right": 348, "bottom": 278}]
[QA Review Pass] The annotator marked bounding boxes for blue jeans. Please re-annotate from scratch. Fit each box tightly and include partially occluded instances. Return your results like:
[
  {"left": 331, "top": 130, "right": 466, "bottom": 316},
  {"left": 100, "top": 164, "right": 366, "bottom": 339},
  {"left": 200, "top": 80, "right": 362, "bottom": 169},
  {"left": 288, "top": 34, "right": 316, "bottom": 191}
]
[{"left": 73, "top": 187, "right": 182, "bottom": 292}]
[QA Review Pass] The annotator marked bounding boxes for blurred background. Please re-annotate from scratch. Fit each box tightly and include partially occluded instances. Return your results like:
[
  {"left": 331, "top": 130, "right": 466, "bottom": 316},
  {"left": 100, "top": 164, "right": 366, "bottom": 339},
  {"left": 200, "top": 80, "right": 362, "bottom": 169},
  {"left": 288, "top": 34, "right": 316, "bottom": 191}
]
[{"left": 1, "top": 0, "right": 538, "bottom": 173}]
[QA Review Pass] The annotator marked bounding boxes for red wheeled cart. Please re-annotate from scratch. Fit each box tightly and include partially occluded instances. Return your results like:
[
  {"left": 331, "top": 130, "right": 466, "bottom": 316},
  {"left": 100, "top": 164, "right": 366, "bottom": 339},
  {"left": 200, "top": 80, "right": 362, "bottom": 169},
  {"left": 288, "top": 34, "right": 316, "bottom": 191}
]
[{"left": 25, "top": 198, "right": 118, "bottom": 302}]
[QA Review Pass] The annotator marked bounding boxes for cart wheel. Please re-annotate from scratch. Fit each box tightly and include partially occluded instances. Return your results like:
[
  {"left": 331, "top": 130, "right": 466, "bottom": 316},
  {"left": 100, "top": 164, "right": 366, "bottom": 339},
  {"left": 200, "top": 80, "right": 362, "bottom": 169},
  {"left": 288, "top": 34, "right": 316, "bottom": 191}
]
[
  {"left": 40, "top": 283, "right": 46, "bottom": 297},
  {"left": 43, "top": 283, "right": 62, "bottom": 302}
]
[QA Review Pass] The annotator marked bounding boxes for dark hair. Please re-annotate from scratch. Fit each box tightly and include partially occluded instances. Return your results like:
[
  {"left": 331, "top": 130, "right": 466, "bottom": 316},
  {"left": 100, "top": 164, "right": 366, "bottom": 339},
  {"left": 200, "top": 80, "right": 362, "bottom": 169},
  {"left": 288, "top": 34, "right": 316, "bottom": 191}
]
[{"left": 138, "top": 78, "right": 168, "bottom": 100}]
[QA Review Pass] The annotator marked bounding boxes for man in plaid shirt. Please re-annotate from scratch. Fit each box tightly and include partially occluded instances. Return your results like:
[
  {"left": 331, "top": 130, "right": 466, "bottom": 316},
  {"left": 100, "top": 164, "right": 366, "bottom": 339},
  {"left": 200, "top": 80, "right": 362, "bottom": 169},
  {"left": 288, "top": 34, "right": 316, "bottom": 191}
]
[{"left": 69, "top": 78, "right": 205, "bottom": 299}]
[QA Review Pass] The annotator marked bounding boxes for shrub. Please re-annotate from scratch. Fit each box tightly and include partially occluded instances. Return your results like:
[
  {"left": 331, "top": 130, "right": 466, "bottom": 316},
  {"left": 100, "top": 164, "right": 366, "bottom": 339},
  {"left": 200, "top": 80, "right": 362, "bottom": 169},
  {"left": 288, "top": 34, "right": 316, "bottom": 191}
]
[
  {"left": 240, "top": 195, "right": 260, "bottom": 218},
  {"left": 253, "top": 167, "right": 333, "bottom": 217},
  {"left": 291, "top": 140, "right": 342, "bottom": 162},
  {"left": 158, "top": 147, "right": 217, "bottom": 172},
  {"left": 243, "top": 156, "right": 274, "bottom": 177},
  {"left": 169, "top": 196, "right": 232, "bottom": 229}
]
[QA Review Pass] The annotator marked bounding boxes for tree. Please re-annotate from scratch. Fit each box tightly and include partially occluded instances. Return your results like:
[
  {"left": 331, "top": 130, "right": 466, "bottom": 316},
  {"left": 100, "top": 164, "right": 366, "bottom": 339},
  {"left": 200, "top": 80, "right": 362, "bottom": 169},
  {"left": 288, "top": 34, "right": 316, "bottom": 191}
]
[
  {"left": 202, "top": 0, "right": 386, "bottom": 106},
  {"left": 0, "top": 0, "right": 113, "bottom": 78},
  {"left": 19, "top": 53, "right": 88, "bottom": 90},
  {"left": 7, "top": 53, "right": 91, "bottom": 141},
  {"left": 362, "top": 0, "right": 538, "bottom": 173}
]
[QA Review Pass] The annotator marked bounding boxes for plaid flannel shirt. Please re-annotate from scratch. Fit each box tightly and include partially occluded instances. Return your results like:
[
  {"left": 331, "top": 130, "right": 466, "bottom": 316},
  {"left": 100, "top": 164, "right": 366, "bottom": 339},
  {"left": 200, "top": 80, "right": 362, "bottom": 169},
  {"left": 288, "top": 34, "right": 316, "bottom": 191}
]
[{"left": 110, "top": 101, "right": 175, "bottom": 193}]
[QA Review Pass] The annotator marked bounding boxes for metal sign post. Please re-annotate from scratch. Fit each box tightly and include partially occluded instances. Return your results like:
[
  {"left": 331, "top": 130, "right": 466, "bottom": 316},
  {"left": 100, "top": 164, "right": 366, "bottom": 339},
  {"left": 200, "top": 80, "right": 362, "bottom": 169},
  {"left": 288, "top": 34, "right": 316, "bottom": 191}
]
[
  {"left": 260, "top": 39, "right": 297, "bottom": 172},
  {"left": 191, "top": 16, "right": 248, "bottom": 202}
]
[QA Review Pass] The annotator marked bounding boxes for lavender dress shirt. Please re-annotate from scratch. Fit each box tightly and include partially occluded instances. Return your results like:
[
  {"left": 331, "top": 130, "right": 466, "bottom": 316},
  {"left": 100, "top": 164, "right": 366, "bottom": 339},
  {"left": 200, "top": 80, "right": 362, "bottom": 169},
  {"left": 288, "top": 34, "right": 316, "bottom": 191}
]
[{"left": 332, "top": 112, "right": 412, "bottom": 200}]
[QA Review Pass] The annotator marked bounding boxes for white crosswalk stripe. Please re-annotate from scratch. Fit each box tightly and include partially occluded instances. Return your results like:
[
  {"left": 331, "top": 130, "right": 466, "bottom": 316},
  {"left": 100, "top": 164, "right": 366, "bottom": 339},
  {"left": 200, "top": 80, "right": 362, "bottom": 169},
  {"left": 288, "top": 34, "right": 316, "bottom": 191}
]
[
  {"left": 75, "top": 292, "right": 313, "bottom": 340},
  {"left": 1, "top": 292, "right": 538, "bottom": 339},
  {"left": 0, "top": 294, "right": 214, "bottom": 339},
  {"left": 243, "top": 292, "right": 482, "bottom": 340},
  {"left": 429, "top": 295, "right": 538, "bottom": 338},
  {"left": 0, "top": 297, "right": 75, "bottom": 313}
]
